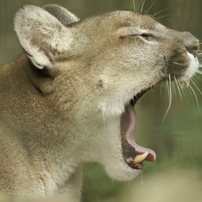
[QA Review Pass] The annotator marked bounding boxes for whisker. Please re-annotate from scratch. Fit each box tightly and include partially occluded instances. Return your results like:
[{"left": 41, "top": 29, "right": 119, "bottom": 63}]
[
  {"left": 157, "top": 14, "right": 175, "bottom": 21},
  {"left": 197, "top": 70, "right": 202, "bottom": 75},
  {"left": 137, "top": 1, "right": 142, "bottom": 12},
  {"left": 165, "top": 78, "right": 169, "bottom": 95},
  {"left": 181, "top": 77, "right": 200, "bottom": 112},
  {"left": 163, "top": 74, "right": 172, "bottom": 122},
  {"left": 174, "top": 77, "right": 183, "bottom": 100},
  {"left": 146, "top": 0, "right": 157, "bottom": 14},
  {"left": 191, "top": 80, "right": 202, "bottom": 96},
  {"left": 172, "top": 80, "right": 177, "bottom": 97},
  {"left": 172, "top": 62, "right": 183, "bottom": 66},
  {"left": 132, "top": 0, "right": 136, "bottom": 11},
  {"left": 153, "top": 4, "right": 175, "bottom": 17},
  {"left": 140, "top": 0, "right": 146, "bottom": 13},
  {"left": 195, "top": 74, "right": 202, "bottom": 82}
]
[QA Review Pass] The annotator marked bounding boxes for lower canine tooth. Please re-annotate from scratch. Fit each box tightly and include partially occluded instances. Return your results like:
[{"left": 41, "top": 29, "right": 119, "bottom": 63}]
[{"left": 134, "top": 152, "right": 149, "bottom": 163}]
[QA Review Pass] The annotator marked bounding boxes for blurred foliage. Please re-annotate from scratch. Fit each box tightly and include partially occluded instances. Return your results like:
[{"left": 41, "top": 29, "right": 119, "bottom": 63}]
[{"left": 1, "top": 0, "right": 202, "bottom": 202}]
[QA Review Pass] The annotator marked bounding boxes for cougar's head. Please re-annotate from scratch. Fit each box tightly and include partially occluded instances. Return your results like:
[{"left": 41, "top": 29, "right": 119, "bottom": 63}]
[{"left": 14, "top": 5, "right": 199, "bottom": 181}]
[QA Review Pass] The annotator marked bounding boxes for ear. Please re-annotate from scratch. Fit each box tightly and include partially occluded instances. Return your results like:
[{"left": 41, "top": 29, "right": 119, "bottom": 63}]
[
  {"left": 43, "top": 4, "right": 80, "bottom": 26},
  {"left": 14, "top": 4, "right": 74, "bottom": 69}
]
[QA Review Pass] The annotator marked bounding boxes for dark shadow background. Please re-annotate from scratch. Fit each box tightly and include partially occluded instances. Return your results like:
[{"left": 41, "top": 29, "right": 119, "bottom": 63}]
[{"left": 1, "top": 0, "right": 202, "bottom": 202}]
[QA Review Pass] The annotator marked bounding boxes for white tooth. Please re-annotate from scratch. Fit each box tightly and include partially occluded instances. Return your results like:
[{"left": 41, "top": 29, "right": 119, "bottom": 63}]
[{"left": 134, "top": 152, "right": 149, "bottom": 163}]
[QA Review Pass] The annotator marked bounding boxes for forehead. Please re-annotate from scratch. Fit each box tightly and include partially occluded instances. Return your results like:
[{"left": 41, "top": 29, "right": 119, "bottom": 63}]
[
  {"left": 72, "top": 10, "right": 161, "bottom": 34},
  {"left": 101, "top": 10, "right": 159, "bottom": 28}
]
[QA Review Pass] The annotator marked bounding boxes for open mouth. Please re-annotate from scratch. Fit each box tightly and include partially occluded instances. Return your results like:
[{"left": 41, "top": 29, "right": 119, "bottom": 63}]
[
  {"left": 119, "top": 43, "right": 200, "bottom": 170},
  {"left": 121, "top": 88, "right": 156, "bottom": 170}
]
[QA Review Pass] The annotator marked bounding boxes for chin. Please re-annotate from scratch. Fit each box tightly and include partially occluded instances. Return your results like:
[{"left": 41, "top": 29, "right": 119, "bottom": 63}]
[{"left": 103, "top": 158, "right": 142, "bottom": 181}]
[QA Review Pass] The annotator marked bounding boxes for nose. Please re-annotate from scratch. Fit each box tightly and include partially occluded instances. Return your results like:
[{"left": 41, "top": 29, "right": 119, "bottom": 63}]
[
  {"left": 182, "top": 32, "right": 200, "bottom": 57},
  {"left": 186, "top": 40, "right": 200, "bottom": 57}
]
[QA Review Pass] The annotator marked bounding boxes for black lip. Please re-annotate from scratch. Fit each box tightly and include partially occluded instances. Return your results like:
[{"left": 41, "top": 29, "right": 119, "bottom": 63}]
[{"left": 130, "top": 87, "right": 151, "bottom": 106}]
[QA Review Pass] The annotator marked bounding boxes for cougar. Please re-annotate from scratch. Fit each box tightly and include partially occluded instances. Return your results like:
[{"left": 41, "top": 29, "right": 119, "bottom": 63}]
[{"left": 0, "top": 4, "right": 199, "bottom": 202}]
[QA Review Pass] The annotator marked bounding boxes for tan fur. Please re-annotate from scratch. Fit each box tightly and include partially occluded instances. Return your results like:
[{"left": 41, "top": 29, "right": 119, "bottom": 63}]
[{"left": 0, "top": 4, "right": 199, "bottom": 201}]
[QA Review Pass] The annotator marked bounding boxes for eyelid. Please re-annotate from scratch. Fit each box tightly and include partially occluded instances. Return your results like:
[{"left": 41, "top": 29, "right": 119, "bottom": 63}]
[
  {"left": 124, "top": 33, "right": 152, "bottom": 39},
  {"left": 125, "top": 33, "right": 153, "bottom": 40},
  {"left": 140, "top": 33, "right": 151, "bottom": 38}
]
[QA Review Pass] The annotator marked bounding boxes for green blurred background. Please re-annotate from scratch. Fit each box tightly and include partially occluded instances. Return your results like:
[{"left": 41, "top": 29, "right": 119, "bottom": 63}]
[{"left": 1, "top": 0, "right": 202, "bottom": 202}]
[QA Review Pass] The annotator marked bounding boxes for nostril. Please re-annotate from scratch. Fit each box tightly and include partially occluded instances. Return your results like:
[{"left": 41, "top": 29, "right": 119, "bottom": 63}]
[
  {"left": 193, "top": 51, "right": 198, "bottom": 58},
  {"left": 187, "top": 40, "right": 200, "bottom": 57}
]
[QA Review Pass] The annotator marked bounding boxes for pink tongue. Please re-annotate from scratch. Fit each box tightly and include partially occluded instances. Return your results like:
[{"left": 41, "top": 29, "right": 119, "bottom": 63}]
[{"left": 123, "top": 104, "right": 156, "bottom": 162}]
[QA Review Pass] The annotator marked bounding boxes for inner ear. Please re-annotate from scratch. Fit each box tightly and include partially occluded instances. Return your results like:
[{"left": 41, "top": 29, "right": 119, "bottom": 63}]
[
  {"left": 14, "top": 4, "right": 73, "bottom": 70},
  {"left": 43, "top": 4, "right": 80, "bottom": 26}
]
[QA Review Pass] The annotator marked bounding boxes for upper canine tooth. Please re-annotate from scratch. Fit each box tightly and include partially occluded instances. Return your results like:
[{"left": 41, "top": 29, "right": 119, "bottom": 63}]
[{"left": 134, "top": 152, "right": 149, "bottom": 163}]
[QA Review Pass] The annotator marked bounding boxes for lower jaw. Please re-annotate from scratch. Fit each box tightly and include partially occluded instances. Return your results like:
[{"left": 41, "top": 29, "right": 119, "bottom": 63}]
[
  {"left": 125, "top": 157, "right": 143, "bottom": 169},
  {"left": 121, "top": 104, "right": 156, "bottom": 170}
]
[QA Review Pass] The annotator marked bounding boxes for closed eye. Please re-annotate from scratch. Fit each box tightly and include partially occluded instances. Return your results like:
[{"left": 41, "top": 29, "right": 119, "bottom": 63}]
[
  {"left": 124, "top": 33, "right": 152, "bottom": 40},
  {"left": 120, "top": 33, "right": 153, "bottom": 41},
  {"left": 140, "top": 33, "right": 152, "bottom": 40}
]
